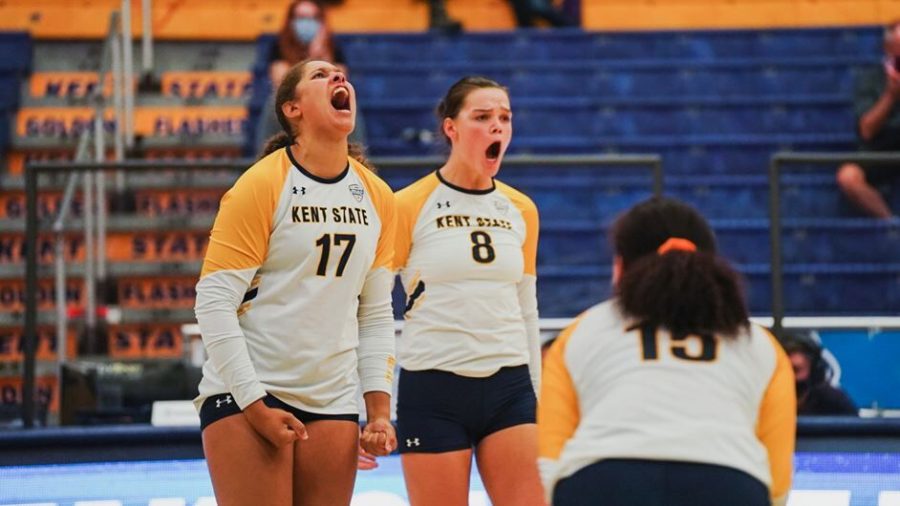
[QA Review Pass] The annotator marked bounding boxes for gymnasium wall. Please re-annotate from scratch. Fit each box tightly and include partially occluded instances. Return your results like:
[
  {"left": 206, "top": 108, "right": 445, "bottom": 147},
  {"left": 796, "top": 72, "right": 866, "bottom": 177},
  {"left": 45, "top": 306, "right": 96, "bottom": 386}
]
[{"left": 1, "top": 0, "right": 899, "bottom": 40}]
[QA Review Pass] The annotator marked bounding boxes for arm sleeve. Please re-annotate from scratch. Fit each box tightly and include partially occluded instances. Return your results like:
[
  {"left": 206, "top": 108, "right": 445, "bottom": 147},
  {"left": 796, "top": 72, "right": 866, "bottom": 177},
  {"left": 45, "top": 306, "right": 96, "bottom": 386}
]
[
  {"left": 357, "top": 266, "right": 396, "bottom": 394},
  {"left": 195, "top": 270, "right": 267, "bottom": 409},
  {"left": 194, "top": 165, "right": 278, "bottom": 410},
  {"left": 538, "top": 319, "right": 582, "bottom": 501},
  {"left": 356, "top": 164, "right": 397, "bottom": 394},
  {"left": 518, "top": 274, "right": 541, "bottom": 394},
  {"left": 757, "top": 331, "right": 797, "bottom": 505}
]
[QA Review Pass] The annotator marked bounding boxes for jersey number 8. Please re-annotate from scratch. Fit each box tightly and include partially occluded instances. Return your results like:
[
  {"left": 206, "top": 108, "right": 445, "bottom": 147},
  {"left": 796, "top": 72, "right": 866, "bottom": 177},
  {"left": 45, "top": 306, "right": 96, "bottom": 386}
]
[{"left": 470, "top": 231, "right": 496, "bottom": 263}]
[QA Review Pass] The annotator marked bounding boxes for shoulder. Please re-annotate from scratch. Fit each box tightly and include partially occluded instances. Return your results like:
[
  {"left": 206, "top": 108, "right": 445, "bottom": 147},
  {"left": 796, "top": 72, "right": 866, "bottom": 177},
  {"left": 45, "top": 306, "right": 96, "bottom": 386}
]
[
  {"left": 496, "top": 180, "right": 537, "bottom": 212},
  {"left": 350, "top": 158, "right": 393, "bottom": 197},
  {"left": 567, "top": 301, "right": 623, "bottom": 344},
  {"left": 230, "top": 149, "right": 290, "bottom": 195},
  {"left": 395, "top": 172, "right": 440, "bottom": 207}
]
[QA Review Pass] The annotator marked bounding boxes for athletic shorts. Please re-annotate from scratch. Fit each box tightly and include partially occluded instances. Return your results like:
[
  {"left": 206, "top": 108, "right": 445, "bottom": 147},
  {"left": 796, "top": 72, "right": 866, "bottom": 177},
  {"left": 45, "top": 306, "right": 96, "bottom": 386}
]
[
  {"left": 859, "top": 162, "right": 898, "bottom": 185},
  {"left": 553, "top": 459, "right": 769, "bottom": 506},
  {"left": 396, "top": 365, "right": 536, "bottom": 454},
  {"left": 199, "top": 393, "right": 359, "bottom": 431}
]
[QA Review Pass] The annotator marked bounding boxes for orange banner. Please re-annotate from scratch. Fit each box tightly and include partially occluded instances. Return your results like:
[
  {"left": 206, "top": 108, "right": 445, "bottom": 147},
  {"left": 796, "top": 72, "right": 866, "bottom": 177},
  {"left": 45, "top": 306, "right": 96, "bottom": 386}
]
[
  {"left": 117, "top": 277, "right": 198, "bottom": 309},
  {"left": 17, "top": 106, "right": 248, "bottom": 139},
  {"left": 0, "top": 191, "right": 87, "bottom": 220},
  {"left": 0, "top": 231, "right": 210, "bottom": 264},
  {"left": 0, "top": 171, "right": 223, "bottom": 219},
  {"left": 0, "top": 327, "right": 78, "bottom": 362},
  {"left": 0, "top": 375, "right": 59, "bottom": 414},
  {"left": 0, "top": 279, "right": 84, "bottom": 313},
  {"left": 6, "top": 150, "right": 75, "bottom": 176},
  {"left": 134, "top": 189, "right": 223, "bottom": 217},
  {"left": 29, "top": 72, "right": 117, "bottom": 99},
  {"left": 162, "top": 71, "right": 252, "bottom": 99},
  {"left": 108, "top": 324, "right": 184, "bottom": 359}
]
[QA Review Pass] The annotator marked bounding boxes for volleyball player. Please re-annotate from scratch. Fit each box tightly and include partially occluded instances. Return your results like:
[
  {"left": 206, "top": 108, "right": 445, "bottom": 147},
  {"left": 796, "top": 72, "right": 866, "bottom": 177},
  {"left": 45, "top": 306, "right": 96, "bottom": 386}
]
[
  {"left": 539, "top": 197, "right": 796, "bottom": 506},
  {"left": 194, "top": 60, "right": 397, "bottom": 506},
  {"left": 393, "top": 76, "right": 545, "bottom": 506}
]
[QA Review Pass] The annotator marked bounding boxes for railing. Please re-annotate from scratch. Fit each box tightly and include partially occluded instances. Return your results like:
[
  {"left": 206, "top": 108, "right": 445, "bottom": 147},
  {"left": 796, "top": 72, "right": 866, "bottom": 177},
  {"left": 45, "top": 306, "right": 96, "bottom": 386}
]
[
  {"left": 22, "top": 153, "right": 663, "bottom": 428},
  {"left": 768, "top": 152, "right": 900, "bottom": 330}
]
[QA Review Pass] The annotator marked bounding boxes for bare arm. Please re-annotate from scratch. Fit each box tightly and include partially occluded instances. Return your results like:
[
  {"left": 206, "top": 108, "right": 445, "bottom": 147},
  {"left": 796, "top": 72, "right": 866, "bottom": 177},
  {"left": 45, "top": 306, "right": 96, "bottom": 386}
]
[{"left": 859, "top": 65, "right": 900, "bottom": 142}]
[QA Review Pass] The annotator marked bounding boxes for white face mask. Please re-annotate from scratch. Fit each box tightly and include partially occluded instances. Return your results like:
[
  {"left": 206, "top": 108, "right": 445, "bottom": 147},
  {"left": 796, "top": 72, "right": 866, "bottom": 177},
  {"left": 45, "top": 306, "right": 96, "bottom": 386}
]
[{"left": 293, "top": 18, "right": 321, "bottom": 43}]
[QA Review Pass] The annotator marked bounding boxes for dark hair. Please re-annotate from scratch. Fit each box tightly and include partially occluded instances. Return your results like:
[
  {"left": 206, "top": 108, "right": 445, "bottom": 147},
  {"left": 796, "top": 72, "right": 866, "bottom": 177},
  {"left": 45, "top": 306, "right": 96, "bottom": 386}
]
[
  {"left": 436, "top": 76, "right": 508, "bottom": 144},
  {"left": 276, "top": 0, "right": 335, "bottom": 64},
  {"left": 886, "top": 20, "right": 900, "bottom": 39},
  {"left": 261, "top": 60, "right": 374, "bottom": 170},
  {"left": 612, "top": 197, "right": 749, "bottom": 338},
  {"left": 775, "top": 329, "right": 829, "bottom": 385}
]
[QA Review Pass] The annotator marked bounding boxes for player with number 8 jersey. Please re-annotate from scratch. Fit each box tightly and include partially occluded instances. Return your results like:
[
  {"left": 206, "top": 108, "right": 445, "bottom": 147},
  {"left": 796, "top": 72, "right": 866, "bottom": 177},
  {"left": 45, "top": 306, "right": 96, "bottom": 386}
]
[{"left": 392, "top": 76, "right": 545, "bottom": 506}]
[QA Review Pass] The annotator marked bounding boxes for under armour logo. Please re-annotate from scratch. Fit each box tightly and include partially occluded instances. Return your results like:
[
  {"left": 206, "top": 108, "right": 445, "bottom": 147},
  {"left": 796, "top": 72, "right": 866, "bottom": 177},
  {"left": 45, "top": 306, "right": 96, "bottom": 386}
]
[
  {"left": 292, "top": 186, "right": 306, "bottom": 195},
  {"left": 216, "top": 395, "right": 233, "bottom": 408},
  {"left": 436, "top": 201, "right": 450, "bottom": 209},
  {"left": 406, "top": 438, "right": 420, "bottom": 447}
]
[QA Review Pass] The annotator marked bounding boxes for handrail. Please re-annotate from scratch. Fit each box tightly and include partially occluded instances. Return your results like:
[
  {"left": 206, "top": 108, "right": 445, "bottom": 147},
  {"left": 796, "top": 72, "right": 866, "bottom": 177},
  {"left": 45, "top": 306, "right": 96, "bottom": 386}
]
[
  {"left": 52, "top": 133, "right": 92, "bottom": 392},
  {"left": 768, "top": 151, "right": 900, "bottom": 330}
]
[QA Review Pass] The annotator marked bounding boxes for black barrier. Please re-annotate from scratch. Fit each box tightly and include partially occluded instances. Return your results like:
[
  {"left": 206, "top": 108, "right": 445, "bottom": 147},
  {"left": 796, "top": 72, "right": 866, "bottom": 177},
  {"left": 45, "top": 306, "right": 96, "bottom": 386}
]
[{"left": 768, "top": 152, "right": 900, "bottom": 330}]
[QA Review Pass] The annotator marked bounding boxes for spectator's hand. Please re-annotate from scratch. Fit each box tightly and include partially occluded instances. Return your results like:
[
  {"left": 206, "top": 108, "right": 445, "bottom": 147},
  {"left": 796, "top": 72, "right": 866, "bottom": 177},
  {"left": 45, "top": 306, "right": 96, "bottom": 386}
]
[
  {"left": 357, "top": 443, "right": 379, "bottom": 470},
  {"left": 243, "top": 399, "right": 308, "bottom": 447},
  {"left": 360, "top": 417, "right": 396, "bottom": 456},
  {"left": 884, "top": 51, "right": 900, "bottom": 98}
]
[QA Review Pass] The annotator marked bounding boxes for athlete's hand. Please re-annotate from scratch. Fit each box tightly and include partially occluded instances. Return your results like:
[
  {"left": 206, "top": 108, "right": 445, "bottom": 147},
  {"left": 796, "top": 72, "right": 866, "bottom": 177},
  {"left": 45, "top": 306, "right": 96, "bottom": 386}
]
[
  {"left": 357, "top": 444, "right": 379, "bottom": 470},
  {"left": 360, "top": 417, "right": 396, "bottom": 456},
  {"left": 243, "top": 399, "right": 308, "bottom": 447}
]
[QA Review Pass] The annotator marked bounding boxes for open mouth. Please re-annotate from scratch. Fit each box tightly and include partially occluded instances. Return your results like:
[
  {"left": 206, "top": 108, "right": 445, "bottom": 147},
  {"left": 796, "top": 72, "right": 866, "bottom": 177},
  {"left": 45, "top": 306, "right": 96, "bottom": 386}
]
[
  {"left": 485, "top": 141, "right": 501, "bottom": 160},
  {"left": 331, "top": 87, "right": 351, "bottom": 111}
]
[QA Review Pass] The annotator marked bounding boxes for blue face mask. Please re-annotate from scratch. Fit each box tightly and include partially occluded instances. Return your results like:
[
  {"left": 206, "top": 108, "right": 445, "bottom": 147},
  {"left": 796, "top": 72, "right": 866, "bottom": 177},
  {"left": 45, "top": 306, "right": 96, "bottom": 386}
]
[{"left": 293, "top": 18, "right": 321, "bottom": 44}]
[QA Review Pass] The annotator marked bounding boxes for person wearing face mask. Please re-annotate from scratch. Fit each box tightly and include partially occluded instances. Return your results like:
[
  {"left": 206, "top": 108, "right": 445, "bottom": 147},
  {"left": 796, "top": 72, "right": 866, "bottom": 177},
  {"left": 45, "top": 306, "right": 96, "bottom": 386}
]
[
  {"left": 774, "top": 329, "right": 857, "bottom": 416},
  {"left": 387, "top": 76, "right": 545, "bottom": 506},
  {"left": 256, "top": 0, "right": 366, "bottom": 156},
  {"left": 195, "top": 60, "right": 396, "bottom": 506}
]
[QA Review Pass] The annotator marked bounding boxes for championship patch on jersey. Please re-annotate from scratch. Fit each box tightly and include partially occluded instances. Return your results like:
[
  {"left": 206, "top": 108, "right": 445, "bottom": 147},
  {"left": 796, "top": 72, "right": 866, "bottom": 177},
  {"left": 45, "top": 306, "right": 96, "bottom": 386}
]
[{"left": 348, "top": 183, "right": 365, "bottom": 202}]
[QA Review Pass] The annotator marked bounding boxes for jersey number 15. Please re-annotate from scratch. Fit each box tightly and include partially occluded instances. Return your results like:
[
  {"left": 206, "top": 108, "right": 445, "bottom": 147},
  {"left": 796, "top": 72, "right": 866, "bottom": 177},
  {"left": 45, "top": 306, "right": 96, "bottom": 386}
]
[{"left": 637, "top": 325, "right": 717, "bottom": 362}]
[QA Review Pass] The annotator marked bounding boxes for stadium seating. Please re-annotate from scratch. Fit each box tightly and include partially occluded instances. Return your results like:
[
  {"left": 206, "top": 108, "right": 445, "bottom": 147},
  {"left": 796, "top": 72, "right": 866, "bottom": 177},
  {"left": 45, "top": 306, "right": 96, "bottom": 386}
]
[
  {"left": 4, "top": 26, "right": 899, "bottom": 368},
  {"left": 344, "top": 26, "right": 897, "bottom": 318}
]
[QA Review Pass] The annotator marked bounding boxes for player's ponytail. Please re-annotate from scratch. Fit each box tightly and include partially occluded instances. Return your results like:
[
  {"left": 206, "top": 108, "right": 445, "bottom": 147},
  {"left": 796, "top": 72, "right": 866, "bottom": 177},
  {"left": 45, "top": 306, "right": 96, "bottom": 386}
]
[
  {"left": 612, "top": 197, "right": 749, "bottom": 338},
  {"left": 262, "top": 132, "right": 293, "bottom": 157}
]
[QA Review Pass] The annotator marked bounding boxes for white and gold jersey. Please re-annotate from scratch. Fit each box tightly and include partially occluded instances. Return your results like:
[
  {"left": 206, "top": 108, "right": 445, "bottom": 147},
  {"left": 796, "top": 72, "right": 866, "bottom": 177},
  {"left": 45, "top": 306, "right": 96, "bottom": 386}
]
[
  {"left": 538, "top": 301, "right": 796, "bottom": 505},
  {"left": 394, "top": 171, "right": 541, "bottom": 390},
  {"left": 194, "top": 147, "right": 396, "bottom": 414}
]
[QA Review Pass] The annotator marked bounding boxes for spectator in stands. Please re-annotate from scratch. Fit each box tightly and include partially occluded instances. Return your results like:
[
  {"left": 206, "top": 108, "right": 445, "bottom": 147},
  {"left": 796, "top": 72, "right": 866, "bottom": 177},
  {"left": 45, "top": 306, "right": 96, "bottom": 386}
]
[
  {"left": 508, "top": 0, "right": 577, "bottom": 28},
  {"left": 774, "top": 329, "right": 857, "bottom": 416},
  {"left": 195, "top": 60, "right": 396, "bottom": 505},
  {"left": 836, "top": 20, "right": 900, "bottom": 219},
  {"left": 426, "top": 0, "right": 463, "bottom": 33},
  {"left": 539, "top": 197, "right": 795, "bottom": 506},
  {"left": 392, "top": 76, "right": 545, "bottom": 506},
  {"left": 256, "top": 0, "right": 366, "bottom": 155}
]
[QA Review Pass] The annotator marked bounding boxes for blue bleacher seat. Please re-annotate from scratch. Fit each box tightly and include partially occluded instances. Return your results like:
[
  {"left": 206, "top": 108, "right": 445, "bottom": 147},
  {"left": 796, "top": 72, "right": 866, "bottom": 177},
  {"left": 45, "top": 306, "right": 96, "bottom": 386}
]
[
  {"left": 262, "top": 26, "right": 897, "bottom": 316},
  {"left": 338, "top": 28, "right": 881, "bottom": 64},
  {"left": 0, "top": 32, "right": 32, "bottom": 73}
]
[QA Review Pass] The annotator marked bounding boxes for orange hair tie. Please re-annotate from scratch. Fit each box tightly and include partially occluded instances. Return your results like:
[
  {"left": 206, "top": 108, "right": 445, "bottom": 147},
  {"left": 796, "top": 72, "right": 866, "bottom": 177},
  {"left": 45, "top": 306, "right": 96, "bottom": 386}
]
[{"left": 657, "top": 237, "right": 697, "bottom": 255}]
